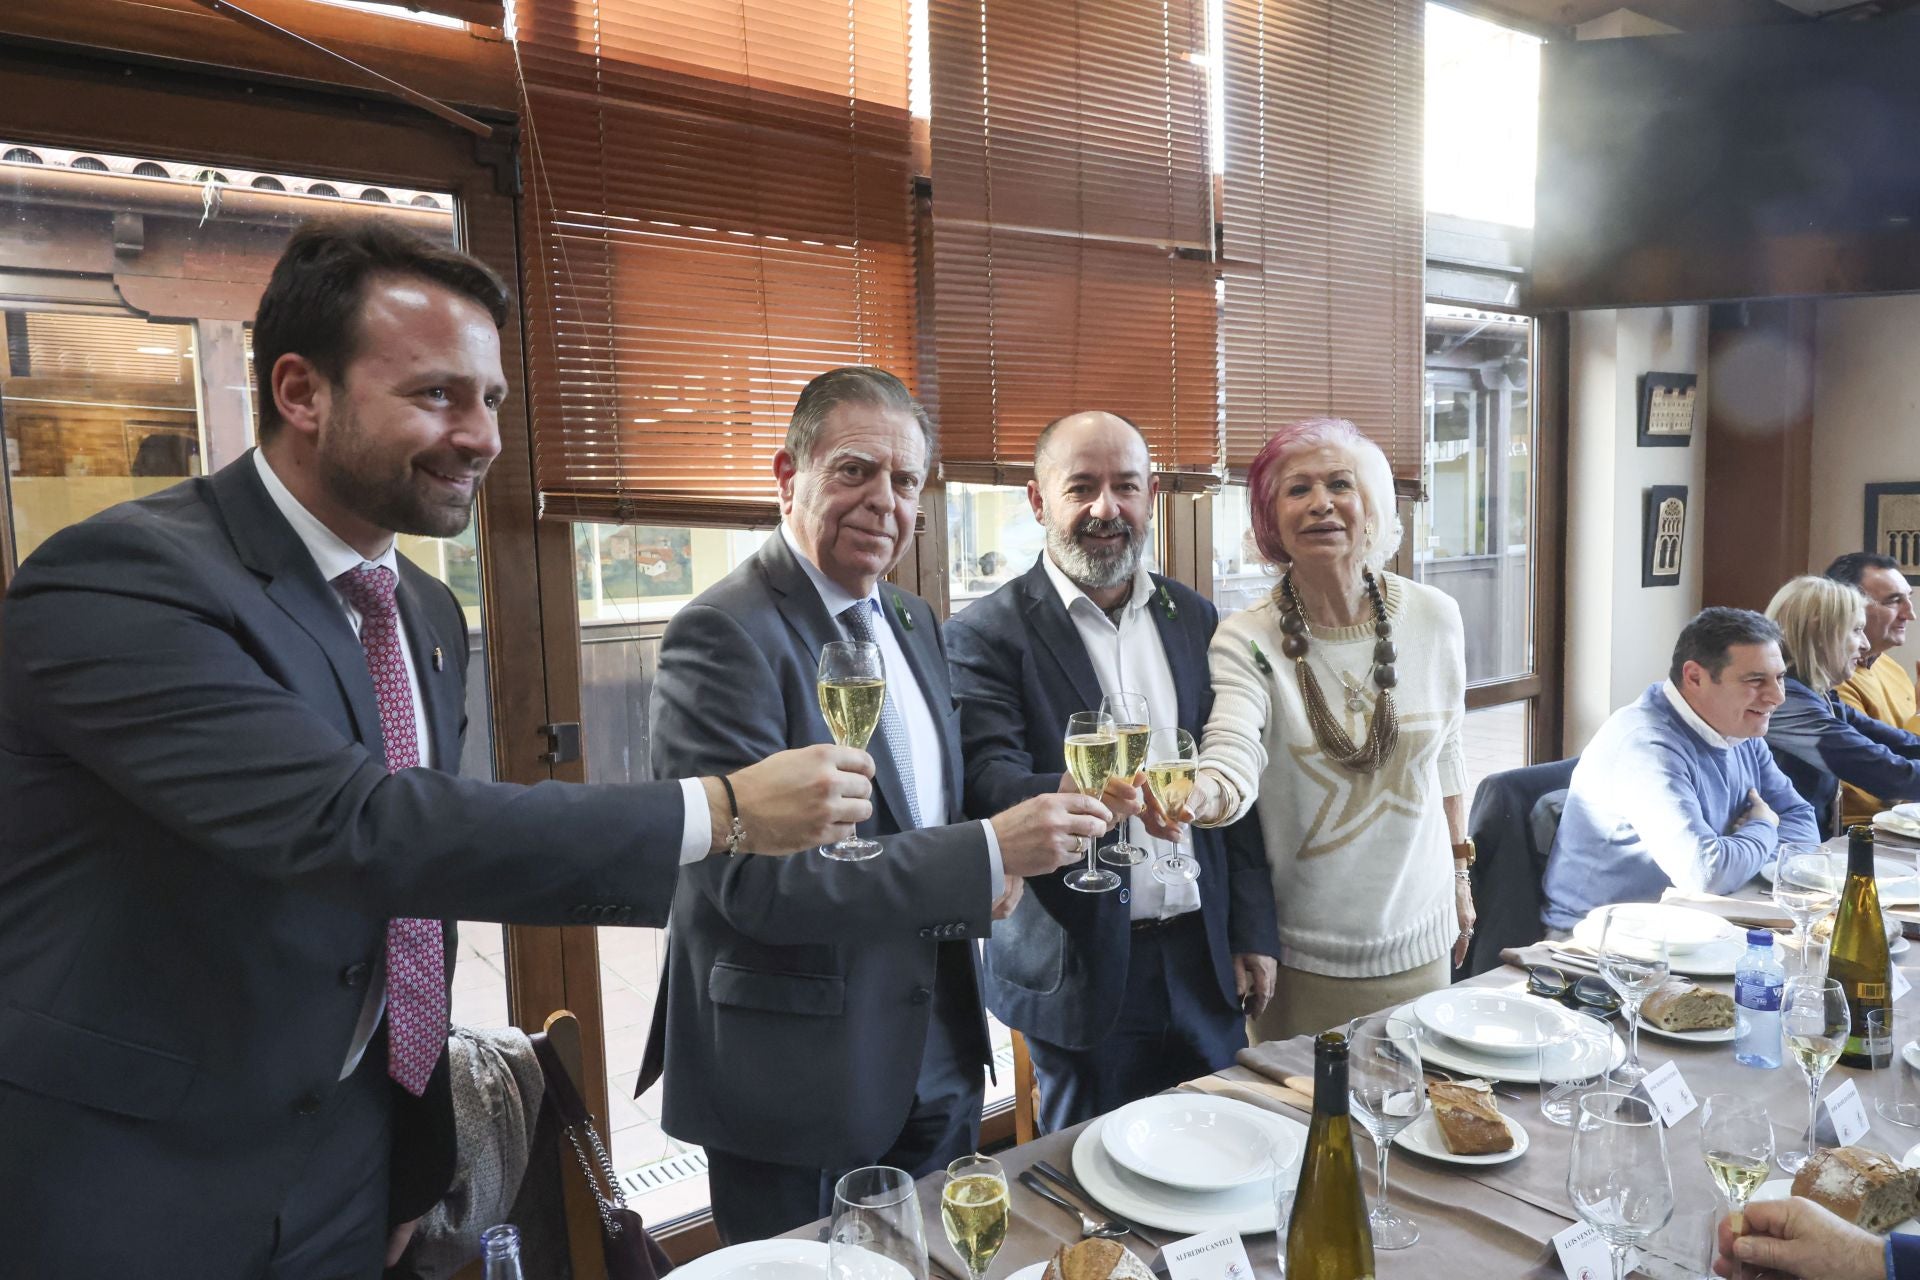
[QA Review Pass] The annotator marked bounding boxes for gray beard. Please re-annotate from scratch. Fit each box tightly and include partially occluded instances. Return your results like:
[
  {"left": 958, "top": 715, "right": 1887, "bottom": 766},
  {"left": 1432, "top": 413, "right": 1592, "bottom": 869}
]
[{"left": 1047, "top": 518, "right": 1143, "bottom": 592}]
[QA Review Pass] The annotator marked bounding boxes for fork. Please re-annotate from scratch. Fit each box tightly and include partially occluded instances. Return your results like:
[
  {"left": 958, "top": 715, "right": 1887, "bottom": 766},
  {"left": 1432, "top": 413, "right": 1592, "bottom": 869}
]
[
  {"left": 1032, "top": 1160, "right": 1144, "bottom": 1238},
  {"left": 1016, "top": 1171, "right": 1130, "bottom": 1239}
]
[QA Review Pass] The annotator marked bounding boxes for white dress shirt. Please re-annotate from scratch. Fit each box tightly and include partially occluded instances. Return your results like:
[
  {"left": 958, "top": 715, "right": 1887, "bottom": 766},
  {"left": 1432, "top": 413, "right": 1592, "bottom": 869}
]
[
  {"left": 253, "top": 451, "right": 713, "bottom": 1078},
  {"left": 1041, "top": 553, "right": 1202, "bottom": 921},
  {"left": 779, "top": 525, "right": 1004, "bottom": 887},
  {"left": 1662, "top": 679, "right": 1732, "bottom": 751}
]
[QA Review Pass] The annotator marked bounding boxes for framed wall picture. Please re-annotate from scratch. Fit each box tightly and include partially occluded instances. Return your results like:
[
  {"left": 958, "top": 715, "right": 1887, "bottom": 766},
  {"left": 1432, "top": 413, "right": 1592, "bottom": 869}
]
[
  {"left": 1637, "top": 372, "right": 1698, "bottom": 447},
  {"left": 1643, "top": 485, "right": 1688, "bottom": 587},
  {"left": 1865, "top": 482, "right": 1920, "bottom": 575}
]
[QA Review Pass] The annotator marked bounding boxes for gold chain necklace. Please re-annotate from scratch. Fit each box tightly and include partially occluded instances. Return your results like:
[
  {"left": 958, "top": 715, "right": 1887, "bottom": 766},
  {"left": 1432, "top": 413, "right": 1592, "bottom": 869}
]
[{"left": 1276, "top": 570, "right": 1400, "bottom": 773}]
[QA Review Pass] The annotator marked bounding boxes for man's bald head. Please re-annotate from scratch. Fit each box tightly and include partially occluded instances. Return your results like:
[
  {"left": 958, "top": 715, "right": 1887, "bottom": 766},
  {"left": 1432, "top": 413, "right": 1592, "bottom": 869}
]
[
  {"left": 1027, "top": 410, "right": 1156, "bottom": 601},
  {"left": 1033, "top": 411, "right": 1150, "bottom": 485}
]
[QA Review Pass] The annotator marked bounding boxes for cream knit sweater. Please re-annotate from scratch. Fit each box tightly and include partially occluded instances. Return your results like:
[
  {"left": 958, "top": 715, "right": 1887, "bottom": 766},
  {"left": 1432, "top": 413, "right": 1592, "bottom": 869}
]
[{"left": 1200, "top": 572, "right": 1467, "bottom": 978}]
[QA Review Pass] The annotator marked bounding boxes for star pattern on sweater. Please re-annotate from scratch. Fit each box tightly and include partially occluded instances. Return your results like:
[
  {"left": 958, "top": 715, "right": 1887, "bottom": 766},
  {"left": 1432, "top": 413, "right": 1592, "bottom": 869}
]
[{"left": 1290, "top": 710, "right": 1445, "bottom": 860}]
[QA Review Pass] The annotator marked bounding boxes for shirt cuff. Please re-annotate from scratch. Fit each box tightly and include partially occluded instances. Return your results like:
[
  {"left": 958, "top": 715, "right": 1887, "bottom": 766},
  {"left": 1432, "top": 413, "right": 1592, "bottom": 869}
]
[
  {"left": 679, "top": 777, "right": 712, "bottom": 865},
  {"left": 982, "top": 819, "right": 1005, "bottom": 895}
]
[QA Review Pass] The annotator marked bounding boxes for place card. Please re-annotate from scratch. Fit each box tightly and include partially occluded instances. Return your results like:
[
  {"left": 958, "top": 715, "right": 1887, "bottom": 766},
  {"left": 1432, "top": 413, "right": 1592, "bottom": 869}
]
[
  {"left": 1552, "top": 1222, "right": 1642, "bottom": 1280},
  {"left": 1817, "top": 1077, "right": 1871, "bottom": 1148},
  {"left": 1635, "top": 1059, "right": 1698, "bottom": 1128},
  {"left": 1161, "top": 1229, "right": 1254, "bottom": 1280},
  {"left": 1894, "top": 967, "right": 1912, "bottom": 1003}
]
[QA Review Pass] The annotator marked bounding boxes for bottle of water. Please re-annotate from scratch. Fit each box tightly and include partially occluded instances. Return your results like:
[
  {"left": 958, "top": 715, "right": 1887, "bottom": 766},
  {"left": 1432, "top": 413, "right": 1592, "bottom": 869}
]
[
  {"left": 1733, "top": 928, "right": 1784, "bottom": 1068},
  {"left": 481, "top": 1224, "right": 526, "bottom": 1280}
]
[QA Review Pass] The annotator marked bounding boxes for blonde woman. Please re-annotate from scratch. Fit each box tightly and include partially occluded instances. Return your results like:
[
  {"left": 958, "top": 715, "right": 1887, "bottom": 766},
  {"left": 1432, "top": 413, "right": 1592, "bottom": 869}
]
[
  {"left": 1182, "top": 418, "right": 1470, "bottom": 1040},
  {"left": 1765, "top": 574, "right": 1920, "bottom": 837}
]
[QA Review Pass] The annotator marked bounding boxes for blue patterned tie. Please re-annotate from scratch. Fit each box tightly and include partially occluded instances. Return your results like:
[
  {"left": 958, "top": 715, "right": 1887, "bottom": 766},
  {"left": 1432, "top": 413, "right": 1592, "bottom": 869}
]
[{"left": 839, "top": 601, "right": 924, "bottom": 829}]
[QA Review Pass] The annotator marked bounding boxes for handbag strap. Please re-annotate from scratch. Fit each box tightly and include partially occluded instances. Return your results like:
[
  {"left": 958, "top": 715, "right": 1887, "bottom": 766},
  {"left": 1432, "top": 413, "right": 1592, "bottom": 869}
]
[{"left": 530, "top": 1031, "right": 633, "bottom": 1234}]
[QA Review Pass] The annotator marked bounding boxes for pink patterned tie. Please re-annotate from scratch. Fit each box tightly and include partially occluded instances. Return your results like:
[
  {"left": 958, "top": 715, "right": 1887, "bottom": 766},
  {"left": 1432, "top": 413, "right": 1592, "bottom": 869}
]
[{"left": 337, "top": 563, "right": 445, "bottom": 1098}]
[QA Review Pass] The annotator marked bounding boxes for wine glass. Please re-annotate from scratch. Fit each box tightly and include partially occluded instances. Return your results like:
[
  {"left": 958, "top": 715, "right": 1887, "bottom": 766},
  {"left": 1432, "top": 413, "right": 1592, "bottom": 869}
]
[
  {"left": 1062, "top": 711, "right": 1121, "bottom": 893},
  {"left": 1596, "top": 906, "right": 1671, "bottom": 1089},
  {"left": 1143, "top": 727, "right": 1201, "bottom": 886},
  {"left": 1099, "top": 692, "right": 1151, "bottom": 867},
  {"left": 1774, "top": 846, "right": 1841, "bottom": 965},
  {"left": 940, "top": 1155, "right": 1008, "bottom": 1280},
  {"left": 830, "top": 1166, "right": 929, "bottom": 1280},
  {"left": 1779, "top": 975, "right": 1848, "bottom": 1174},
  {"left": 1568, "top": 1091, "right": 1675, "bottom": 1280},
  {"left": 818, "top": 640, "right": 886, "bottom": 862},
  {"left": 1346, "top": 1013, "right": 1425, "bottom": 1250},
  {"left": 1700, "top": 1092, "right": 1774, "bottom": 1279}
]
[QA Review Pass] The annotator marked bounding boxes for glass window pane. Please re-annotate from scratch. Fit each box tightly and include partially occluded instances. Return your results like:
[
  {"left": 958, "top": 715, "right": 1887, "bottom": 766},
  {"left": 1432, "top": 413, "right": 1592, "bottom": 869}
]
[
  {"left": 1425, "top": 5, "right": 1541, "bottom": 228},
  {"left": 1461, "top": 700, "right": 1531, "bottom": 802},
  {"left": 575, "top": 523, "right": 772, "bottom": 624},
  {"left": 946, "top": 482, "right": 1043, "bottom": 615},
  {"left": 1415, "top": 305, "right": 1534, "bottom": 685},
  {"left": 1210, "top": 482, "right": 1272, "bottom": 617}
]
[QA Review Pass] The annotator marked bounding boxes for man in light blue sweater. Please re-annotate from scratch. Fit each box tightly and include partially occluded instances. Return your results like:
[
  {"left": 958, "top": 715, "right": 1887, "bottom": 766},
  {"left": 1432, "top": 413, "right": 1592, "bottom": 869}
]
[{"left": 1542, "top": 608, "right": 1820, "bottom": 932}]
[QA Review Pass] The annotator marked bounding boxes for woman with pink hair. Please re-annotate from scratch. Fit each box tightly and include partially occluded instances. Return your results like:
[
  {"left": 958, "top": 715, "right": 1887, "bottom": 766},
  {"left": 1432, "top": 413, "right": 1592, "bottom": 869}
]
[{"left": 1185, "top": 418, "right": 1471, "bottom": 1042}]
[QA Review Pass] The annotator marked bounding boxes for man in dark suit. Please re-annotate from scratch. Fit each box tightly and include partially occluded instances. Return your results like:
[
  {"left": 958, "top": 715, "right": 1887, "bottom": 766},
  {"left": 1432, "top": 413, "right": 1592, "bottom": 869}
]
[
  {"left": 0, "top": 222, "right": 871, "bottom": 1280},
  {"left": 946, "top": 411, "right": 1281, "bottom": 1132},
  {"left": 640, "top": 367, "right": 1111, "bottom": 1243}
]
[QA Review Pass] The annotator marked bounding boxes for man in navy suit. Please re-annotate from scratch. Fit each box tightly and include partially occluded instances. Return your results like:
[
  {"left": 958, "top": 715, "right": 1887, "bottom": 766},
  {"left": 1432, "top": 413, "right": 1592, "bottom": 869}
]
[
  {"left": 0, "top": 222, "right": 870, "bottom": 1279},
  {"left": 946, "top": 411, "right": 1281, "bottom": 1132},
  {"left": 639, "top": 368, "right": 1111, "bottom": 1243}
]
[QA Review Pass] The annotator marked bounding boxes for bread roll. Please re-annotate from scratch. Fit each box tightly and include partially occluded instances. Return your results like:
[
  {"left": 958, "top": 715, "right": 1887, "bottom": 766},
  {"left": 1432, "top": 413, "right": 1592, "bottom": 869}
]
[
  {"left": 1640, "top": 980, "right": 1734, "bottom": 1032},
  {"left": 1427, "top": 1080, "right": 1513, "bottom": 1155},
  {"left": 1041, "top": 1239, "right": 1155, "bottom": 1280},
  {"left": 1789, "top": 1146, "right": 1920, "bottom": 1234}
]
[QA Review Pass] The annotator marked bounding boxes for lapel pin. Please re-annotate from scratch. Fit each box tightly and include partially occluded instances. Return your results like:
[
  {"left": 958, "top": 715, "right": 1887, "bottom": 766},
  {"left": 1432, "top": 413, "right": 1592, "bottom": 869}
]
[
  {"left": 1250, "top": 639, "right": 1273, "bottom": 675},
  {"left": 1158, "top": 583, "right": 1178, "bottom": 620},
  {"left": 432, "top": 646, "right": 444, "bottom": 671},
  {"left": 890, "top": 592, "right": 914, "bottom": 631}
]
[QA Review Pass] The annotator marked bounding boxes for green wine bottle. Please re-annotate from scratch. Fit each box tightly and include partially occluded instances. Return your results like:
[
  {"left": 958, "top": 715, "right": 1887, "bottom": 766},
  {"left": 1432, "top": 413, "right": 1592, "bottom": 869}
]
[
  {"left": 1285, "top": 1031, "right": 1376, "bottom": 1280},
  {"left": 1833, "top": 825, "right": 1892, "bottom": 1069}
]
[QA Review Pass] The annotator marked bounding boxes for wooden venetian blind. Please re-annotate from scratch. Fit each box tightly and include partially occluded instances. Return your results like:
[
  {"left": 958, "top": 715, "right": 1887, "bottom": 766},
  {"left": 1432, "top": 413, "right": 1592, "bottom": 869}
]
[
  {"left": 1220, "top": 0, "right": 1423, "bottom": 485},
  {"left": 515, "top": 0, "right": 917, "bottom": 526},
  {"left": 929, "top": 0, "right": 1218, "bottom": 487}
]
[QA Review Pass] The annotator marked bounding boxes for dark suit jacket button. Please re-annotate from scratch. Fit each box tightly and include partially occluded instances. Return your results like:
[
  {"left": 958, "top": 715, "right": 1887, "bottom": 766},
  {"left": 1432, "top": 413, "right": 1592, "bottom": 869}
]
[
  {"left": 294, "top": 1091, "right": 324, "bottom": 1116},
  {"left": 340, "top": 962, "right": 370, "bottom": 988},
  {"left": 909, "top": 987, "right": 931, "bottom": 1005},
  {"left": 918, "top": 927, "right": 933, "bottom": 939}
]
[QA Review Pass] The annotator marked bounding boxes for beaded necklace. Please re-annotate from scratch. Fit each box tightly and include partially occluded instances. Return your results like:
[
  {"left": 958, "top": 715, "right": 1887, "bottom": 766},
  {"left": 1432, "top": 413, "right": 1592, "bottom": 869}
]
[{"left": 1275, "top": 569, "right": 1400, "bottom": 773}]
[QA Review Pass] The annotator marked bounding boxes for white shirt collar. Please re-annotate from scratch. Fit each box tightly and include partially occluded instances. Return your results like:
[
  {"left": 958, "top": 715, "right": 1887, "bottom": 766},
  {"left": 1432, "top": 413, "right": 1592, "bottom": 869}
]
[
  {"left": 1661, "top": 678, "right": 1732, "bottom": 751},
  {"left": 778, "top": 523, "right": 879, "bottom": 622},
  {"left": 252, "top": 449, "right": 399, "bottom": 584},
  {"left": 1041, "top": 551, "right": 1154, "bottom": 623}
]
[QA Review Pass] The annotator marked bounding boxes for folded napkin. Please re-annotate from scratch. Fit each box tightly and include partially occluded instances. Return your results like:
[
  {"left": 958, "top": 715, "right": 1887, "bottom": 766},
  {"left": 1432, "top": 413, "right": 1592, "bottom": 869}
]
[
  {"left": 1658, "top": 889, "right": 1793, "bottom": 930},
  {"left": 1178, "top": 1071, "right": 1312, "bottom": 1114}
]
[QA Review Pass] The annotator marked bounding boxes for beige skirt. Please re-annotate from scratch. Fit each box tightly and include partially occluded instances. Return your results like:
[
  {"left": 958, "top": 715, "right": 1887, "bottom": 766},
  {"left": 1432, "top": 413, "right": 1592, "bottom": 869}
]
[{"left": 1248, "top": 957, "right": 1451, "bottom": 1043}]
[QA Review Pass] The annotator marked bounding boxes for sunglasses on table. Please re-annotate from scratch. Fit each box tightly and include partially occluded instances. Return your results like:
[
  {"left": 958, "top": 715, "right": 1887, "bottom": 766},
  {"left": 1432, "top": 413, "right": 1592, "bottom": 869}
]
[{"left": 1525, "top": 964, "right": 1624, "bottom": 1016}]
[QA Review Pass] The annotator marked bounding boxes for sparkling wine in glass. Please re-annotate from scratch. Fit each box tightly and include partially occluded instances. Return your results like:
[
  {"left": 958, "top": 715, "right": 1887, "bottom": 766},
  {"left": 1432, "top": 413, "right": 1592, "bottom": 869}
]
[
  {"left": 1700, "top": 1091, "right": 1773, "bottom": 1280},
  {"left": 1346, "top": 1013, "right": 1426, "bottom": 1251},
  {"left": 818, "top": 640, "right": 886, "bottom": 862},
  {"left": 1597, "top": 906, "right": 1671, "bottom": 1090},
  {"left": 1779, "top": 976, "right": 1848, "bottom": 1174},
  {"left": 1568, "top": 1091, "right": 1675, "bottom": 1280},
  {"left": 1098, "top": 692, "right": 1152, "bottom": 867},
  {"left": 1143, "top": 727, "right": 1201, "bottom": 886},
  {"left": 1062, "top": 711, "right": 1121, "bottom": 893},
  {"left": 940, "top": 1155, "right": 1008, "bottom": 1280}
]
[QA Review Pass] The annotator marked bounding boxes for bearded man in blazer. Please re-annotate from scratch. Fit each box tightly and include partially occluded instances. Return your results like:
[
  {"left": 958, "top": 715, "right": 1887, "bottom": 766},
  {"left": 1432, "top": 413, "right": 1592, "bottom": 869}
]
[
  {"left": 946, "top": 412, "right": 1281, "bottom": 1132},
  {"left": 640, "top": 367, "right": 1112, "bottom": 1243},
  {"left": 0, "top": 222, "right": 871, "bottom": 1280}
]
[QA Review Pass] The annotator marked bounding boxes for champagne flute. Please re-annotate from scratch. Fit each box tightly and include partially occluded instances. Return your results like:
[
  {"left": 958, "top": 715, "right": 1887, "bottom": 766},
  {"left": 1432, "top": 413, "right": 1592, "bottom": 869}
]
[
  {"left": 1568, "top": 1091, "right": 1675, "bottom": 1280},
  {"left": 1779, "top": 975, "right": 1848, "bottom": 1174},
  {"left": 1700, "top": 1092, "right": 1774, "bottom": 1280},
  {"left": 1099, "top": 692, "right": 1151, "bottom": 867},
  {"left": 1774, "top": 847, "right": 1841, "bottom": 971},
  {"left": 1597, "top": 906, "right": 1671, "bottom": 1089},
  {"left": 1062, "top": 711, "right": 1121, "bottom": 893},
  {"left": 1346, "top": 1013, "right": 1425, "bottom": 1250},
  {"left": 1143, "top": 727, "right": 1201, "bottom": 886},
  {"left": 830, "top": 1166, "right": 929, "bottom": 1280},
  {"left": 818, "top": 640, "right": 887, "bottom": 861},
  {"left": 940, "top": 1155, "right": 1008, "bottom": 1280}
]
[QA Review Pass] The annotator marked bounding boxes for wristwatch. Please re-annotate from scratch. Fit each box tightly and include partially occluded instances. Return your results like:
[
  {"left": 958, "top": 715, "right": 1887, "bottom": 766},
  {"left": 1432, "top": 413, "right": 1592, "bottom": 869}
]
[{"left": 1451, "top": 836, "right": 1476, "bottom": 869}]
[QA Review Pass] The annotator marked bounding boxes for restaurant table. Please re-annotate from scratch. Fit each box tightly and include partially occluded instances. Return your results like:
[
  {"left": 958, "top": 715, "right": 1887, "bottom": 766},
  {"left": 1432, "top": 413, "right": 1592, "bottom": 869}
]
[{"left": 790, "top": 847, "right": 1920, "bottom": 1279}]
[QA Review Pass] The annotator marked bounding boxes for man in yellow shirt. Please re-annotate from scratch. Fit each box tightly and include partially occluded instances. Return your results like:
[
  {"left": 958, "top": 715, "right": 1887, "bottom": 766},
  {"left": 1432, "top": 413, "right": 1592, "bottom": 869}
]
[{"left": 1827, "top": 552, "right": 1919, "bottom": 827}]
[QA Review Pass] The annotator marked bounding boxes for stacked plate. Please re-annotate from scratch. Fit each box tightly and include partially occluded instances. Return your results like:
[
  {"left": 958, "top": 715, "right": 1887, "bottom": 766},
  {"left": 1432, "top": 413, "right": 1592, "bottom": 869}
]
[
  {"left": 1569, "top": 902, "right": 1750, "bottom": 977},
  {"left": 1399, "top": 988, "right": 1625, "bottom": 1086},
  {"left": 1067, "top": 1094, "right": 1306, "bottom": 1233},
  {"left": 1875, "top": 803, "right": 1920, "bottom": 845}
]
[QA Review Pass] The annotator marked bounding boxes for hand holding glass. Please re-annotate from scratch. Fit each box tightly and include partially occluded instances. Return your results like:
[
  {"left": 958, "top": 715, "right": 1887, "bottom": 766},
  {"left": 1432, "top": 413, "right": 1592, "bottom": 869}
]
[
  {"left": 1346, "top": 1013, "right": 1425, "bottom": 1250},
  {"left": 1779, "top": 976, "right": 1848, "bottom": 1175},
  {"left": 1568, "top": 1092, "right": 1674, "bottom": 1280},
  {"left": 1099, "top": 692, "right": 1151, "bottom": 867},
  {"left": 1143, "top": 727, "right": 1201, "bottom": 886},
  {"left": 1597, "top": 907, "right": 1671, "bottom": 1090},
  {"left": 1062, "top": 711, "right": 1121, "bottom": 893},
  {"left": 818, "top": 640, "right": 885, "bottom": 862}
]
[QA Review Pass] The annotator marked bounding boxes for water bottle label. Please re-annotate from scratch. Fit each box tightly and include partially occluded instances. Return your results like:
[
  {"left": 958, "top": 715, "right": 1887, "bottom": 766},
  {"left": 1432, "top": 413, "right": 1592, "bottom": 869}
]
[{"left": 1735, "top": 975, "right": 1782, "bottom": 1011}]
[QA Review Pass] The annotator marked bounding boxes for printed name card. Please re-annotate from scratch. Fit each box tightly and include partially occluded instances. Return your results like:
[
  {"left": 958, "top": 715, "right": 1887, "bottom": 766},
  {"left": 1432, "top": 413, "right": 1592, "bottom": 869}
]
[
  {"left": 1818, "top": 1077, "right": 1871, "bottom": 1148},
  {"left": 1894, "top": 966, "right": 1913, "bottom": 1003},
  {"left": 1636, "top": 1059, "right": 1699, "bottom": 1128},
  {"left": 1552, "top": 1222, "right": 1641, "bottom": 1280},
  {"left": 1161, "top": 1230, "right": 1253, "bottom": 1280}
]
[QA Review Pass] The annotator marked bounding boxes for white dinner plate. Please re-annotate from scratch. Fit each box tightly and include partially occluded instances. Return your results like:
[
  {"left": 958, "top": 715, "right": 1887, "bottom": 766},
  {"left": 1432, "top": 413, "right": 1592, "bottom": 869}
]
[
  {"left": 1564, "top": 928, "right": 1748, "bottom": 978},
  {"left": 1071, "top": 1112, "right": 1298, "bottom": 1234},
  {"left": 1877, "top": 807, "right": 1920, "bottom": 841},
  {"left": 1570, "top": 904, "right": 1741, "bottom": 956},
  {"left": 1639, "top": 1018, "right": 1736, "bottom": 1045},
  {"left": 1391, "top": 1108, "right": 1530, "bottom": 1166},
  {"left": 1762, "top": 853, "right": 1920, "bottom": 906},
  {"left": 671, "top": 1240, "right": 830, "bottom": 1280},
  {"left": 1754, "top": 1179, "right": 1920, "bottom": 1233},
  {"left": 1101, "top": 1095, "right": 1303, "bottom": 1193},
  {"left": 1411, "top": 988, "right": 1588, "bottom": 1058},
  {"left": 1005, "top": 1265, "right": 1046, "bottom": 1280},
  {"left": 1398, "top": 1002, "right": 1625, "bottom": 1085}
]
